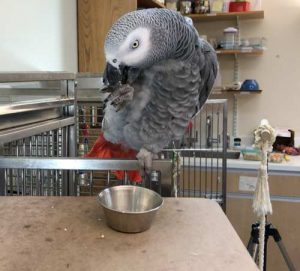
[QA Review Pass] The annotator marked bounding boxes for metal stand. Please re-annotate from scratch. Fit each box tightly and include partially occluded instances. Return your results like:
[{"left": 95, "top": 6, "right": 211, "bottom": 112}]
[{"left": 247, "top": 221, "right": 296, "bottom": 271}]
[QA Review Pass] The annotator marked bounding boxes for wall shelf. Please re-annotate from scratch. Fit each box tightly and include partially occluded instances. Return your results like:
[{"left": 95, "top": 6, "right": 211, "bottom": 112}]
[
  {"left": 212, "top": 89, "right": 262, "bottom": 95},
  {"left": 137, "top": 0, "right": 165, "bottom": 8},
  {"left": 216, "top": 49, "right": 264, "bottom": 55},
  {"left": 187, "top": 9, "right": 264, "bottom": 139},
  {"left": 188, "top": 11, "right": 264, "bottom": 22}
]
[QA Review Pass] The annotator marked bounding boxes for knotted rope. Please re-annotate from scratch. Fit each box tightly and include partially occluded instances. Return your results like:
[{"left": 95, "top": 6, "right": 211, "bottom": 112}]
[{"left": 253, "top": 119, "right": 275, "bottom": 270}]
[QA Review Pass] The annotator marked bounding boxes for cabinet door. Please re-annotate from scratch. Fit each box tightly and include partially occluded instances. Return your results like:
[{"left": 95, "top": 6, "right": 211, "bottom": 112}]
[{"left": 78, "top": 0, "right": 137, "bottom": 73}]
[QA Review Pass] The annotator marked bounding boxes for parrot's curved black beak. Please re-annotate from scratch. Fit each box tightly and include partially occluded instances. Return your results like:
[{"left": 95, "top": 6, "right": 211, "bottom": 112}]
[
  {"left": 102, "top": 62, "right": 122, "bottom": 86},
  {"left": 102, "top": 62, "right": 130, "bottom": 86}
]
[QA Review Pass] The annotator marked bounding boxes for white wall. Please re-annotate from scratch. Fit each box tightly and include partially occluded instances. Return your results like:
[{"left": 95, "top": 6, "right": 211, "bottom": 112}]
[
  {"left": 0, "top": 0, "right": 77, "bottom": 72},
  {"left": 196, "top": 0, "right": 300, "bottom": 144}
]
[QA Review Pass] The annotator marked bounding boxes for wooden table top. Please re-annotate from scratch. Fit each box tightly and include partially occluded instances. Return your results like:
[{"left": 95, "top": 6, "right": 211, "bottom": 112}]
[{"left": 0, "top": 197, "right": 258, "bottom": 271}]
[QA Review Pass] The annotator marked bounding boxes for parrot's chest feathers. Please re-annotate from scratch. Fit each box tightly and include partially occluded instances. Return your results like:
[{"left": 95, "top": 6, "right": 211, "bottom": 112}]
[
  {"left": 126, "top": 84, "right": 151, "bottom": 122},
  {"left": 104, "top": 56, "right": 203, "bottom": 151},
  {"left": 122, "top": 58, "right": 200, "bottom": 123}
]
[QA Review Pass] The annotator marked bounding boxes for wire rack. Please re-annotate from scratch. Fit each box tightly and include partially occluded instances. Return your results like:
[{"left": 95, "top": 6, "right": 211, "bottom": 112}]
[
  {"left": 165, "top": 99, "right": 227, "bottom": 205},
  {"left": 0, "top": 73, "right": 228, "bottom": 210},
  {"left": 3, "top": 129, "right": 66, "bottom": 196},
  {"left": 0, "top": 73, "right": 76, "bottom": 196}
]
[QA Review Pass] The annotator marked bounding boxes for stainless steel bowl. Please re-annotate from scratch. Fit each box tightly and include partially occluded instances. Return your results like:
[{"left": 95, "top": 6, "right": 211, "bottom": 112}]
[{"left": 97, "top": 185, "right": 163, "bottom": 233}]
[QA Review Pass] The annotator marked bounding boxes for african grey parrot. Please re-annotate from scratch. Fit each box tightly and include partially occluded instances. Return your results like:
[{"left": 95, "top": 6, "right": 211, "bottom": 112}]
[{"left": 87, "top": 8, "right": 218, "bottom": 182}]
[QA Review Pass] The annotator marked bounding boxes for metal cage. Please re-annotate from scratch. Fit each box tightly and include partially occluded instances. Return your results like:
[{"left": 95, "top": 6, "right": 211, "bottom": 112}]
[{"left": 0, "top": 73, "right": 227, "bottom": 209}]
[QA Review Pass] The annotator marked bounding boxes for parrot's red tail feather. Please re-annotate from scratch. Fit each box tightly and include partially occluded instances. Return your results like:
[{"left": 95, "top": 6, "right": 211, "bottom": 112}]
[{"left": 85, "top": 133, "right": 142, "bottom": 183}]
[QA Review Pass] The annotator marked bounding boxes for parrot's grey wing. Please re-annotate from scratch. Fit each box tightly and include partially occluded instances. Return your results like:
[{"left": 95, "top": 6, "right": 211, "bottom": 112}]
[{"left": 197, "top": 40, "right": 218, "bottom": 111}]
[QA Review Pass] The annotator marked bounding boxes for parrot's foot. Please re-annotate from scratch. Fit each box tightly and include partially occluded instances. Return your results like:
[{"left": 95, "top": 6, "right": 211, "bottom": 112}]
[
  {"left": 101, "top": 82, "right": 122, "bottom": 93},
  {"left": 106, "top": 84, "right": 134, "bottom": 111},
  {"left": 101, "top": 86, "right": 115, "bottom": 93},
  {"left": 136, "top": 148, "right": 157, "bottom": 176}
]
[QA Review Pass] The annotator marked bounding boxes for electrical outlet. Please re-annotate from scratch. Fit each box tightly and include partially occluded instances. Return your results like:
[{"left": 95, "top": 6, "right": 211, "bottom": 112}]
[{"left": 239, "top": 176, "right": 257, "bottom": 192}]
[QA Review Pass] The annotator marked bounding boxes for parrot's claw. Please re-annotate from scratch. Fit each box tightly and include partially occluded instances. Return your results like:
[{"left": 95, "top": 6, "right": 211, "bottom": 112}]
[
  {"left": 107, "top": 84, "right": 134, "bottom": 110},
  {"left": 136, "top": 148, "right": 155, "bottom": 176},
  {"left": 101, "top": 86, "right": 115, "bottom": 93},
  {"left": 115, "top": 102, "right": 127, "bottom": 112}
]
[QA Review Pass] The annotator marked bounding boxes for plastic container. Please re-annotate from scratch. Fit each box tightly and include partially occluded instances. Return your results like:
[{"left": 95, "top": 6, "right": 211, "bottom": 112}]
[
  {"left": 223, "top": 27, "right": 238, "bottom": 49},
  {"left": 250, "top": 0, "right": 261, "bottom": 11},
  {"left": 229, "top": 1, "right": 250, "bottom": 12},
  {"left": 241, "top": 148, "right": 262, "bottom": 161},
  {"left": 269, "top": 152, "right": 284, "bottom": 163},
  {"left": 166, "top": 0, "right": 178, "bottom": 11},
  {"left": 222, "top": 0, "right": 230, "bottom": 12},
  {"left": 240, "top": 79, "right": 260, "bottom": 91},
  {"left": 180, "top": 1, "right": 192, "bottom": 14},
  {"left": 233, "top": 137, "right": 241, "bottom": 147}
]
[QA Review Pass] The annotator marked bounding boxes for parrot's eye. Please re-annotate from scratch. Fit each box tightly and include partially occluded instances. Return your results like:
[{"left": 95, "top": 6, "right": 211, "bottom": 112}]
[{"left": 132, "top": 40, "right": 139, "bottom": 49}]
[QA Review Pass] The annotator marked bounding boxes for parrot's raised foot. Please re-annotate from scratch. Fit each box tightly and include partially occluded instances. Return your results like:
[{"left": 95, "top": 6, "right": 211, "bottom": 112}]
[{"left": 106, "top": 84, "right": 134, "bottom": 111}]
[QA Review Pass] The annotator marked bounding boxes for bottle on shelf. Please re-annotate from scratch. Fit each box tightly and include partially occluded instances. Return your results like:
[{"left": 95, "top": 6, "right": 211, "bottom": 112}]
[
  {"left": 165, "top": 0, "right": 178, "bottom": 11},
  {"left": 180, "top": 0, "right": 192, "bottom": 15},
  {"left": 194, "top": 0, "right": 210, "bottom": 14}
]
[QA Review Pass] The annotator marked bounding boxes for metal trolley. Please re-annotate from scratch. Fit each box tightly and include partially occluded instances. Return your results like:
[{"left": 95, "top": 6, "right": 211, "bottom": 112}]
[{"left": 0, "top": 73, "right": 227, "bottom": 210}]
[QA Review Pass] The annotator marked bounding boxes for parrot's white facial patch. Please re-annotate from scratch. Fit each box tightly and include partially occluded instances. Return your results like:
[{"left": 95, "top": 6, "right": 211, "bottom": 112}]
[{"left": 107, "top": 27, "right": 151, "bottom": 68}]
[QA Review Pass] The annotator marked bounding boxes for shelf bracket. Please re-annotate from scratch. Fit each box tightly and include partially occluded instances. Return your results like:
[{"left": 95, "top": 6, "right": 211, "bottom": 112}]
[
  {"left": 232, "top": 53, "right": 239, "bottom": 138},
  {"left": 233, "top": 53, "right": 239, "bottom": 83},
  {"left": 233, "top": 94, "right": 238, "bottom": 138},
  {"left": 236, "top": 16, "right": 241, "bottom": 46},
  {"left": 232, "top": 15, "right": 241, "bottom": 139}
]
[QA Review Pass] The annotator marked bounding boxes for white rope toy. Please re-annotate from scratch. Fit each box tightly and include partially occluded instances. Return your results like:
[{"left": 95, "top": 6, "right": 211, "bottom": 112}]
[
  {"left": 253, "top": 119, "right": 276, "bottom": 271},
  {"left": 172, "top": 151, "right": 181, "bottom": 198}
]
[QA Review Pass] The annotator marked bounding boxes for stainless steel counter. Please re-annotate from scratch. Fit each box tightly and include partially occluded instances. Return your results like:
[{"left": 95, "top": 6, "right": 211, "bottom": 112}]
[{"left": 0, "top": 197, "right": 258, "bottom": 271}]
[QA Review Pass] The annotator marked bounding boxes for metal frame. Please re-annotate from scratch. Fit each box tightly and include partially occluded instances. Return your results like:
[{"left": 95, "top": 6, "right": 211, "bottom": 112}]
[
  {"left": 0, "top": 157, "right": 172, "bottom": 196},
  {"left": 0, "top": 72, "right": 77, "bottom": 196},
  {"left": 0, "top": 157, "right": 171, "bottom": 171},
  {"left": 163, "top": 99, "right": 228, "bottom": 210}
]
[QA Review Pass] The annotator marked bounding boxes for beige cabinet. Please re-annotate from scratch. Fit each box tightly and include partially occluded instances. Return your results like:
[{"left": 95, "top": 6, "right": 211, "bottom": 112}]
[{"left": 226, "top": 172, "right": 300, "bottom": 271}]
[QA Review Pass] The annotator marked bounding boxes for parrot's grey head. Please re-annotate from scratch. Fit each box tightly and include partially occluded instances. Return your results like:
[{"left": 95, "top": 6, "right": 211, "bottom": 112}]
[{"left": 104, "top": 9, "right": 197, "bottom": 70}]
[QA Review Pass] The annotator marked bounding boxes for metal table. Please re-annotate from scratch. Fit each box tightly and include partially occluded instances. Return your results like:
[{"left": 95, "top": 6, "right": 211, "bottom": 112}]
[{"left": 0, "top": 197, "right": 258, "bottom": 271}]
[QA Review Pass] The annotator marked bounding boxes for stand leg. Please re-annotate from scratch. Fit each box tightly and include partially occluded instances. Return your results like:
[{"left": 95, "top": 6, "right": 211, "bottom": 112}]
[
  {"left": 247, "top": 223, "right": 296, "bottom": 271},
  {"left": 268, "top": 225, "right": 296, "bottom": 271},
  {"left": 247, "top": 237, "right": 259, "bottom": 261},
  {"left": 276, "top": 240, "right": 296, "bottom": 271},
  {"left": 247, "top": 223, "right": 260, "bottom": 263}
]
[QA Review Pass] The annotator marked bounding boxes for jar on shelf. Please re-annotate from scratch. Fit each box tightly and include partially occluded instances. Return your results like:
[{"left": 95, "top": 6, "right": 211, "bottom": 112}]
[
  {"left": 223, "top": 27, "right": 238, "bottom": 49},
  {"left": 251, "top": 0, "right": 262, "bottom": 11},
  {"left": 166, "top": 0, "right": 178, "bottom": 11},
  {"left": 180, "top": 1, "right": 192, "bottom": 15},
  {"left": 194, "top": 0, "right": 202, "bottom": 13},
  {"left": 194, "top": 0, "right": 210, "bottom": 14}
]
